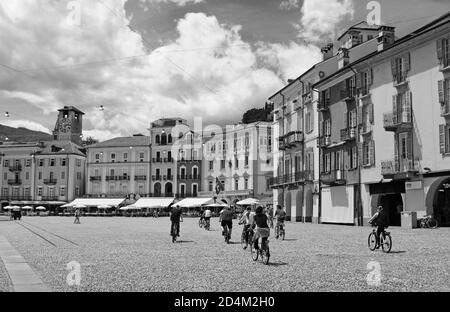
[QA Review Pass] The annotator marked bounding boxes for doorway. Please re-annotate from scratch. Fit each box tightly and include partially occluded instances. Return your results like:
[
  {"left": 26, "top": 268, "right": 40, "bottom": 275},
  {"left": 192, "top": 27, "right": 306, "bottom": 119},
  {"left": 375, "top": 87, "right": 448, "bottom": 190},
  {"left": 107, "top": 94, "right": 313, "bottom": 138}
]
[{"left": 378, "top": 193, "right": 403, "bottom": 226}]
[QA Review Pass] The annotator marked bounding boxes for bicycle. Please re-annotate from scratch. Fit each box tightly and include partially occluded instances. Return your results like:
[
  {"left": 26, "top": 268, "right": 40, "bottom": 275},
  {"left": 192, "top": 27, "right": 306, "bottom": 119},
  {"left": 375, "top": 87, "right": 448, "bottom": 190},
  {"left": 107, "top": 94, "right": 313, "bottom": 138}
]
[
  {"left": 275, "top": 222, "right": 285, "bottom": 240},
  {"left": 368, "top": 227, "right": 392, "bottom": 253},
  {"left": 222, "top": 224, "right": 231, "bottom": 244},
  {"left": 199, "top": 218, "right": 206, "bottom": 229},
  {"left": 171, "top": 222, "right": 180, "bottom": 243},
  {"left": 250, "top": 231, "right": 270, "bottom": 265},
  {"left": 240, "top": 223, "right": 254, "bottom": 250},
  {"left": 419, "top": 215, "right": 438, "bottom": 229},
  {"left": 204, "top": 218, "right": 210, "bottom": 231}
]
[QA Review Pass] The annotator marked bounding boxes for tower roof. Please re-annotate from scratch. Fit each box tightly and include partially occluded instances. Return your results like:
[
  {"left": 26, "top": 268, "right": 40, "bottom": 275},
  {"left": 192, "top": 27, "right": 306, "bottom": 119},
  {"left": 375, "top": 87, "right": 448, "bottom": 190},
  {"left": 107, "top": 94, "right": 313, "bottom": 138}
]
[{"left": 58, "top": 106, "right": 85, "bottom": 115}]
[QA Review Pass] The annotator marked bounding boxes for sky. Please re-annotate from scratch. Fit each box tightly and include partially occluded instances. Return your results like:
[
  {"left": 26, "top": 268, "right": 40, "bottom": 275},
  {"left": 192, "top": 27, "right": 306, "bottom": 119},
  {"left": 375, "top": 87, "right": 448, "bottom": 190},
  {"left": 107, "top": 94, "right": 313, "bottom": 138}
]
[{"left": 0, "top": 0, "right": 448, "bottom": 141}]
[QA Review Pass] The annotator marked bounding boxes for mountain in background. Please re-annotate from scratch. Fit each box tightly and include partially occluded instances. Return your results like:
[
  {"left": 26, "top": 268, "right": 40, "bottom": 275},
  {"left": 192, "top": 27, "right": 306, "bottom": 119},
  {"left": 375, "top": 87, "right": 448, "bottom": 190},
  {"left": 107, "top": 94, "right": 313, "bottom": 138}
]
[{"left": 0, "top": 124, "right": 53, "bottom": 143}]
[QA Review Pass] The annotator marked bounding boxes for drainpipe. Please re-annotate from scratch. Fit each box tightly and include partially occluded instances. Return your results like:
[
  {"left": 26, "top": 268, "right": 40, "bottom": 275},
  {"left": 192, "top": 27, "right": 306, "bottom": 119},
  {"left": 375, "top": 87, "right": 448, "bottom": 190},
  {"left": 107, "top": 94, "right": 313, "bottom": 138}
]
[
  {"left": 350, "top": 65, "right": 363, "bottom": 226},
  {"left": 313, "top": 87, "right": 322, "bottom": 224},
  {"left": 298, "top": 80, "right": 306, "bottom": 223}
]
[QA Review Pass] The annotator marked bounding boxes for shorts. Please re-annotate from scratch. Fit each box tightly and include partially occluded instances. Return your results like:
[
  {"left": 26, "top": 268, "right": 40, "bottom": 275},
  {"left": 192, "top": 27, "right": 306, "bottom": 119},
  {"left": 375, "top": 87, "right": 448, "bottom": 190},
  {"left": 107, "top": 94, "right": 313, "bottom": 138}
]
[
  {"left": 221, "top": 220, "right": 232, "bottom": 229},
  {"left": 254, "top": 228, "right": 270, "bottom": 239}
]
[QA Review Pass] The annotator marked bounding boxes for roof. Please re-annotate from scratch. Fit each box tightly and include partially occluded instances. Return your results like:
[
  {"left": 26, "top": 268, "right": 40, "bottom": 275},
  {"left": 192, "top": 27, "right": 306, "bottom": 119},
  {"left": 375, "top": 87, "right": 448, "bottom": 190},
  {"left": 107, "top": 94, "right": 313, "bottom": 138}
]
[
  {"left": 315, "top": 12, "right": 450, "bottom": 89},
  {"left": 337, "top": 21, "right": 386, "bottom": 41},
  {"left": 38, "top": 140, "right": 86, "bottom": 157},
  {"left": 175, "top": 197, "right": 214, "bottom": 208},
  {"left": 58, "top": 106, "right": 85, "bottom": 115},
  {"left": 134, "top": 197, "right": 175, "bottom": 208},
  {"left": 88, "top": 136, "right": 150, "bottom": 149},
  {"left": 61, "top": 198, "right": 126, "bottom": 208}
]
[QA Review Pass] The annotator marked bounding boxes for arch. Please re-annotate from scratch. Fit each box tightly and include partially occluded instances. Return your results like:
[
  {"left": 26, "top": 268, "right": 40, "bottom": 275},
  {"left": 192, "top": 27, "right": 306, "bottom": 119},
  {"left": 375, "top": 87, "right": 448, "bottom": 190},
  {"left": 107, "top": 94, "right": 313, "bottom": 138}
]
[
  {"left": 168, "top": 134, "right": 173, "bottom": 144},
  {"left": 192, "top": 184, "right": 198, "bottom": 197},
  {"left": 165, "top": 182, "right": 173, "bottom": 196},
  {"left": 180, "top": 166, "right": 187, "bottom": 176},
  {"left": 426, "top": 177, "right": 450, "bottom": 227},
  {"left": 155, "top": 135, "right": 160, "bottom": 144},
  {"left": 305, "top": 188, "right": 313, "bottom": 222},
  {"left": 425, "top": 177, "right": 449, "bottom": 213},
  {"left": 192, "top": 165, "right": 199, "bottom": 177},
  {"left": 154, "top": 183, "right": 162, "bottom": 197},
  {"left": 180, "top": 183, "right": 186, "bottom": 197},
  {"left": 285, "top": 191, "right": 292, "bottom": 221},
  {"left": 295, "top": 189, "right": 303, "bottom": 222},
  {"left": 161, "top": 133, "right": 168, "bottom": 145}
]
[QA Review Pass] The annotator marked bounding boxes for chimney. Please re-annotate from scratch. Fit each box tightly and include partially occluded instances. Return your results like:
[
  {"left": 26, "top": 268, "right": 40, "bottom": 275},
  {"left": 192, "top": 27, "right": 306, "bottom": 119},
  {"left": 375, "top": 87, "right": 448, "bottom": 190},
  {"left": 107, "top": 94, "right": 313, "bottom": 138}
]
[
  {"left": 377, "top": 26, "right": 396, "bottom": 52},
  {"left": 321, "top": 43, "right": 334, "bottom": 61},
  {"left": 337, "top": 48, "right": 350, "bottom": 69}
]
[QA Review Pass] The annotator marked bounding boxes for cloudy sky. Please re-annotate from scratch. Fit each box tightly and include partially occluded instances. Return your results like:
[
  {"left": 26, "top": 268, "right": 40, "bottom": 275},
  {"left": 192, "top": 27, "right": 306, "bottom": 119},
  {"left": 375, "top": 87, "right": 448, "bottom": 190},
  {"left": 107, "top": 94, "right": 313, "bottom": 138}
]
[{"left": 0, "top": 0, "right": 448, "bottom": 141}]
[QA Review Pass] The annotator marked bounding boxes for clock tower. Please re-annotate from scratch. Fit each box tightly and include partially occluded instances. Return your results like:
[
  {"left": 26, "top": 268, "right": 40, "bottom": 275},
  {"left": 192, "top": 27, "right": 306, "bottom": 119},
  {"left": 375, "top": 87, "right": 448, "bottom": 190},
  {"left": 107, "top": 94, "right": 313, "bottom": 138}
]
[{"left": 53, "top": 106, "right": 84, "bottom": 145}]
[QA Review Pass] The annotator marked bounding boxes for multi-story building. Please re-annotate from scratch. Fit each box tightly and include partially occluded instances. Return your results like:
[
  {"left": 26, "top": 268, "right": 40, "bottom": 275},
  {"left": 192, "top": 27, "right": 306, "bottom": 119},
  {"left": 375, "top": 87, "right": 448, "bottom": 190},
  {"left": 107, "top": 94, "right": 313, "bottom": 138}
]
[
  {"left": 200, "top": 121, "right": 273, "bottom": 205},
  {"left": 149, "top": 118, "right": 189, "bottom": 197},
  {"left": 174, "top": 130, "right": 202, "bottom": 198},
  {"left": 85, "top": 135, "right": 151, "bottom": 198},
  {"left": 0, "top": 106, "right": 86, "bottom": 209},
  {"left": 314, "top": 13, "right": 450, "bottom": 226},
  {"left": 269, "top": 21, "right": 381, "bottom": 223}
]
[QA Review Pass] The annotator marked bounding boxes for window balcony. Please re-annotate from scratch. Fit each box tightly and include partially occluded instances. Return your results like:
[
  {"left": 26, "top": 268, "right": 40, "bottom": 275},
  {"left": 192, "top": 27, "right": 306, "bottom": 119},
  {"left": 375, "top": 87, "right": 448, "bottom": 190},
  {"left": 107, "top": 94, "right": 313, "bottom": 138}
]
[
  {"left": 152, "top": 175, "right": 161, "bottom": 181},
  {"left": 135, "top": 175, "right": 147, "bottom": 181},
  {"left": 381, "top": 159, "right": 420, "bottom": 179},
  {"left": 163, "top": 175, "right": 174, "bottom": 181},
  {"left": 441, "top": 102, "right": 450, "bottom": 117},
  {"left": 318, "top": 98, "right": 330, "bottom": 111},
  {"left": 9, "top": 165, "right": 22, "bottom": 172},
  {"left": 340, "top": 88, "right": 356, "bottom": 101},
  {"left": 163, "top": 158, "right": 174, "bottom": 163},
  {"left": 284, "top": 131, "right": 304, "bottom": 149},
  {"left": 269, "top": 171, "right": 312, "bottom": 189},
  {"left": 320, "top": 170, "right": 346, "bottom": 186},
  {"left": 361, "top": 123, "right": 373, "bottom": 135},
  {"left": 90, "top": 176, "right": 102, "bottom": 182},
  {"left": 152, "top": 158, "right": 163, "bottom": 163},
  {"left": 393, "top": 71, "right": 409, "bottom": 86},
  {"left": 318, "top": 136, "right": 331, "bottom": 148},
  {"left": 383, "top": 111, "right": 412, "bottom": 132},
  {"left": 7, "top": 179, "right": 22, "bottom": 185},
  {"left": 43, "top": 179, "right": 57, "bottom": 185},
  {"left": 439, "top": 53, "right": 450, "bottom": 72},
  {"left": 340, "top": 127, "right": 357, "bottom": 142},
  {"left": 1, "top": 195, "right": 32, "bottom": 201}
]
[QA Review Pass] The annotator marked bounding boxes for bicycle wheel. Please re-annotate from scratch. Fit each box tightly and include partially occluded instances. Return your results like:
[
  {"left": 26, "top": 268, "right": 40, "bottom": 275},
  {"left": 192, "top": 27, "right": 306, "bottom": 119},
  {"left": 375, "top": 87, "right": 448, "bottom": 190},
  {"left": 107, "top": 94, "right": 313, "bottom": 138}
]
[
  {"left": 381, "top": 234, "right": 392, "bottom": 253},
  {"left": 241, "top": 231, "right": 247, "bottom": 249},
  {"left": 261, "top": 241, "right": 270, "bottom": 265},
  {"left": 281, "top": 228, "right": 285, "bottom": 240},
  {"left": 198, "top": 219, "right": 204, "bottom": 228},
  {"left": 427, "top": 218, "right": 438, "bottom": 229},
  {"left": 250, "top": 242, "right": 259, "bottom": 261},
  {"left": 368, "top": 232, "right": 377, "bottom": 251}
]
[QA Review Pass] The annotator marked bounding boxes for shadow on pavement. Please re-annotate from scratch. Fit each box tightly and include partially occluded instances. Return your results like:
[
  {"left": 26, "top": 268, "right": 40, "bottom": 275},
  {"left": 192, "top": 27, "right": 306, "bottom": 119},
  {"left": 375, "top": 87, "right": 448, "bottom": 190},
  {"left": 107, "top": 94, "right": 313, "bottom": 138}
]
[
  {"left": 268, "top": 262, "right": 288, "bottom": 267},
  {"left": 389, "top": 251, "right": 407, "bottom": 254},
  {"left": 280, "top": 239, "right": 297, "bottom": 242},
  {"left": 176, "top": 241, "right": 195, "bottom": 244}
]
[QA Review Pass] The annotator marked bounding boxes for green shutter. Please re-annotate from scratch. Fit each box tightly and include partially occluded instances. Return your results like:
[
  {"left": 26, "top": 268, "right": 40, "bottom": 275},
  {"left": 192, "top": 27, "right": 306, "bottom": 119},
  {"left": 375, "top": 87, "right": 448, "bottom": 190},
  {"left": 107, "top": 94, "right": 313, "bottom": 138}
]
[
  {"left": 369, "top": 103, "right": 374, "bottom": 124},
  {"left": 437, "top": 39, "right": 443, "bottom": 63},
  {"left": 439, "top": 124, "right": 446, "bottom": 154},
  {"left": 404, "top": 53, "right": 411, "bottom": 72},
  {"left": 369, "top": 141, "right": 375, "bottom": 166},
  {"left": 391, "top": 58, "right": 397, "bottom": 77},
  {"left": 368, "top": 68, "right": 373, "bottom": 86},
  {"left": 358, "top": 143, "right": 363, "bottom": 168},
  {"left": 438, "top": 80, "right": 445, "bottom": 104},
  {"left": 343, "top": 110, "right": 348, "bottom": 129},
  {"left": 392, "top": 94, "right": 398, "bottom": 124}
]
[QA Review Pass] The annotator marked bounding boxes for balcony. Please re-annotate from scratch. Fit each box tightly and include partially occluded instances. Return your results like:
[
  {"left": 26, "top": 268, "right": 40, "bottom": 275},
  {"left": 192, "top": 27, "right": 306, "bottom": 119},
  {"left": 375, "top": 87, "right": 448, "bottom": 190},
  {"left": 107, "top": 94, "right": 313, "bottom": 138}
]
[
  {"left": 162, "top": 175, "right": 174, "bottom": 181},
  {"left": 318, "top": 98, "right": 330, "bottom": 111},
  {"left": 361, "top": 123, "right": 373, "bottom": 135},
  {"left": 9, "top": 165, "right": 22, "bottom": 172},
  {"left": 152, "top": 158, "right": 163, "bottom": 163},
  {"left": 320, "top": 170, "right": 346, "bottom": 186},
  {"left": 383, "top": 111, "right": 412, "bottom": 132},
  {"left": 393, "top": 71, "right": 408, "bottom": 86},
  {"left": 135, "top": 175, "right": 147, "bottom": 181},
  {"left": 340, "top": 127, "right": 357, "bottom": 142},
  {"left": 439, "top": 53, "right": 450, "bottom": 72},
  {"left": 163, "top": 158, "right": 174, "bottom": 163},
  {"left": 318, "top": 136, "right": 331, "bottom": 148},
  {"left": 284, "top": 131, "right": 304, "bottom": 148},
  {"left": 152, "top": 175, "right": 162, "bottom": 181},
  {"left": 381, "top": 159, "right": 420, "bottom": 180},
  {"left": 41, "top": 196, "right": 59, "bottom": 201},
  {"left": 43, "top": 179, "right": 57, "bottom": 185},
  {"left": 90, "top": 176, "right": 102, "bottom": 182},
  {"left": 340, "top": 88, "right": 356, "bottom": 101},
  {"left": 7, "top": 179, "right": 22, "bottom": 185},
  {"left": 269, "top": 171, "right": 312, "bottom": 189},
  {"left": 105, "top": 176, "right": 130, "bottom": 182},
  {"left": 441, "top": 102, "right": 450, "bottom": 117},
  {"left": 1, "top": 196, "right": 32, "bottom": 201}
]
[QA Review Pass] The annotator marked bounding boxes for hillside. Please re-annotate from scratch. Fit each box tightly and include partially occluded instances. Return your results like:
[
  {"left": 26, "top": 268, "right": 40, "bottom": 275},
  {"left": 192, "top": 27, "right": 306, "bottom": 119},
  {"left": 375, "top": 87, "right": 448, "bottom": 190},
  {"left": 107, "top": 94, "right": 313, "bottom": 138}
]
[{"left": 0, "top": 124, "right": 53, "bottom": 143}]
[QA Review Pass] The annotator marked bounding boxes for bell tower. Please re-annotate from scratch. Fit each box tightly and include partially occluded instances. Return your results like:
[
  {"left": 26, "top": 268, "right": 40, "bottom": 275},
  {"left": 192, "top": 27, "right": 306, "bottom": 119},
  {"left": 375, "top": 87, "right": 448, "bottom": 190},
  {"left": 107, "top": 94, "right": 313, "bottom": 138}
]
[{"left": 53, "top": 106, "right": 84, "bottom": 145}]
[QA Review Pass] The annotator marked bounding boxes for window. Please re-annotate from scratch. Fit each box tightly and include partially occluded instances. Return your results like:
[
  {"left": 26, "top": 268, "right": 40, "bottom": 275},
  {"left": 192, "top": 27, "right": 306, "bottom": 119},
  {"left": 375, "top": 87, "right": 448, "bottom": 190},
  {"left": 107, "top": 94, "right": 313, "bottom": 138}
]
[
  {"left": 38, "top": 172, "right": 42, "bottom": 180},
  {"left": 24, "top": 188, "right": 30, "bottom": 197},
  {"left": 76, "top": 159, "right": 82, "bottom": 167},
  {"left": 245, "top": 155, "right": 249, "bottom": 167},
  {"left": 60, "top": 186, "right": 66, "bottom": 197},
  {"left": 324, "top": 119, "right": 331, "bottom": 137},
  {"left": 235, "top": 179, "right": 239, "bottom": 191},
  {"left": 61, "top": 158, "right": 66, "bottom": 166},
  {"left": 26, "top": 172, "right": 30, "bottom": 180},
  {"left": 437, "top": 37, "right": 450, "bottom": 67},
  {"left": 220, "top": 160, "right": 226, "bottom": 170},
  {"left": 244, "top": 179, "right": 249, "bottom": 190},
  {"left": 50, "top": 159, "right": 55, "bottom": 167},
  {"left": 439, "top": 79, "right": 450, "bottom": 114},
  {"left": 2, "top": 188, "right": 8, "bottom": 197},
  {"left": 61, "top": 171, "right": 66, "bottom": 180},
  {"left": 235, "top": 157, "right": 239, "bottom": 169},
  {"left": 95, "top": 154, "right": 100, "bottom": 163},
  {"left": 140, "top": 152, "right": 145, "bottom": 162},
  {"left": 439, "top": 124, "right": 450, "bottom": 154},
  {"left": 391, "top": 54, "right": 410, "bottom": 83},
  {"left": 110, "top": 154, "right": 116, "bottom": 163},
  {"left": 38, "top": 159, "right": 44, "bottom": 167},
  {"left": 209, "top": 181, "right": 213, "bottom": 192},
  {"left": 25, "top": 159, "right": 31, "bottom": 167},
  {"left": 37, "top": 187, "right": 43, "bottom": 196},
  {"left": 3, "top": 160, "right": 8, "bottom": 168},
  {"left": 209, "top": 161, "right": 214, "bottom": 171},
  {"left": 75, "top": 187, "right": 80, "bottom": 197},
  {"left": 123, "top": 153, "right": 128, "bottom": 162}
]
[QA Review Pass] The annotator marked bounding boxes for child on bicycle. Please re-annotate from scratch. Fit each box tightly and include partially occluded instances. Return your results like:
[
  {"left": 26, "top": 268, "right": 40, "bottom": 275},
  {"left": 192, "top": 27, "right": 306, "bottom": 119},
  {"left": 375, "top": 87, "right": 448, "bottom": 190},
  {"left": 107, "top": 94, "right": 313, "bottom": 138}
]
[
  {"left": 252, "top": 206, "right": 270, "bottom": 252},
  {"left": 274, "top": 205, "right": 286, "bottom": 239},
  {"left": 239, "top": 207, "right": 255, "bottom": 249},
  {"left": 368, "top": 206, "right": 390, "bottom": 248}
]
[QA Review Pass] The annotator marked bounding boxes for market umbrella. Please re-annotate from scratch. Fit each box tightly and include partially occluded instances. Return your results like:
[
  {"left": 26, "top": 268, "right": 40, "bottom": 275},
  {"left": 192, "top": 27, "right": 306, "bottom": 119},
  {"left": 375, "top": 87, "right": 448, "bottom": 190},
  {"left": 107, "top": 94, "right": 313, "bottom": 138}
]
[
  {"left": 3, "top": 206, "right": 13, "bottom": 210},
  {"left": 22, "top": 206, "right": 33, "bottom": 210},
  {"left": 119, "top": 206, "right": 129, "bottom": 211},
  {"left": 236, "top": 198, "right": 260, "bottom": 206},
  {"left": 12, "top": 206, "right": 21, "bottom": 212},
  {"left": 98, "top": 205, "right": 112, "bottom": 210},
  {"left": 204, "top": 203, "right": 229, "bottom": 208},
  {"left": 36, "top": 206, "right": 47, "bottom": 211},
  {"left": 73, "top": 204, "right": 87, "bottom": 209}
]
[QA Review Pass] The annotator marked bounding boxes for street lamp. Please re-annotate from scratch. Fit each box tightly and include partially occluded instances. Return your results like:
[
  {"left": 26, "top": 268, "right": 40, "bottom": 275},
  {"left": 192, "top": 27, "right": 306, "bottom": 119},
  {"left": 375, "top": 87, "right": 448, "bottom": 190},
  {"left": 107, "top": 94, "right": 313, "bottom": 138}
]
[{"left": 4, "top": 112, "right": 9, "bottom": 118}]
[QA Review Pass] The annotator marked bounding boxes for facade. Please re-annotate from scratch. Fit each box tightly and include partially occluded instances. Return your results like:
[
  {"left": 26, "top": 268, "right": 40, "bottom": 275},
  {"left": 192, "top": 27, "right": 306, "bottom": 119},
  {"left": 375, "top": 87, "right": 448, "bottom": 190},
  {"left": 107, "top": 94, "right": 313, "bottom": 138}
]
[
  {"left": 0, "top": 106, "right": 86, "bottom": 208},
  {"left": 174, "top": 130, "right": 202, "bottom": 198},
  {"left": 149, "top": 118, "right": 189, "bottom": 197},
  {"left": 85, "top": 135, "right": 151, "bottom": 198},
  {"left": 199, "top": 122, "right": 273, "bottom": 205},
  {"left": 314, "top": 13, "right": 450, "bottom": 226}
]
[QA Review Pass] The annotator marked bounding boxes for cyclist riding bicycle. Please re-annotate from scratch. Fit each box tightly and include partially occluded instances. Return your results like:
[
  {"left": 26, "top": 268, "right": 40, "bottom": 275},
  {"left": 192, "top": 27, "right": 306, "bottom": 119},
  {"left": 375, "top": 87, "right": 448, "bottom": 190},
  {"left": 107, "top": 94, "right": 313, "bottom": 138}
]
[
  {"left": 219, "top": 206, "right": 234, "bottom": 238},
  {"left": 252, "top": 206, "right": 270, "bottom": 252},
  {"left": 203, "top": 207, "right": 212, "bottom": 228},
  {"left": 170, "top": 205, "right": 183, "bottom": 237},
  {"left": 368, "top": 205, "right": 390, "bottom": 249},
  {"left": 239, "top": 207, "right": 256, "bottom": 249},
  {"left": 274, "top": 205, "right": 286, "bottom": 239},
  {"left": 267, "top": 206, "right": 274, "bottom": 228}
]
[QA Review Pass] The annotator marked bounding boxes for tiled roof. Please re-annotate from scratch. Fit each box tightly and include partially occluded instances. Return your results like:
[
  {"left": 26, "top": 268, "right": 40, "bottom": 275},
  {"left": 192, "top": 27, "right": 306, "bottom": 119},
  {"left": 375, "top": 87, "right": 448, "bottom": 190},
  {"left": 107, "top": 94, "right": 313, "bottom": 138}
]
[
  {"left": 88, "top": 136, "right": 151, "bottom": 148},
  {"left": 38, "top": 140, "right": 86, "bottom": 156}
]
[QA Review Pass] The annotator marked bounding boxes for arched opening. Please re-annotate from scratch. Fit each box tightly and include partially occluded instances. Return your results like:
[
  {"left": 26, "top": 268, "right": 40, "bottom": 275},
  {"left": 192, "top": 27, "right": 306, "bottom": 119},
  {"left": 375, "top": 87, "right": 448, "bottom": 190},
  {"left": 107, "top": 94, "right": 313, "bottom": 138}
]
[
  {"left": 305, "top": 188, "right": 313, "bottom": 223},
  {"left": 192, "top": 166, "right": 199, "bottom": 178},
  {"left": 161, "top": 133, "right": 167, "bottom": 145},
  {"left": 285, "top": 191, "right": 292, "bottom": 221},
  {"left": 192, "top": 184, "right": 198, "bottom": 197},
  {"left": 168, "top": 134, "right": 172, "bottom": 144},
  {"left": 155, "top": 135, "right": 160, "bottom": 145},
  {"left": 377, "top": 193, "right": 403, "bottom": 226},
  {"left": 154, "top": 183, "right": 161, "bottom": 197},
  {"left": 165, "top": 183, "right": 173, "bottom": 197},
  {"left": 295, "top": 189, "right": 303, "bottom": 222},
  {"left": 431, "top": 178, "right": 450, "bottom": 227},
  {"left": 180, "top": 184, "right": 186, "bottom": 198}
]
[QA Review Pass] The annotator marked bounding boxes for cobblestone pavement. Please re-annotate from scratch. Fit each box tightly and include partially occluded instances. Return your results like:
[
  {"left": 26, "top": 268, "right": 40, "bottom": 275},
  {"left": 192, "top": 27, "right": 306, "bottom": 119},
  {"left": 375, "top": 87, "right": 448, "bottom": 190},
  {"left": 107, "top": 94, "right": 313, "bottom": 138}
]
[{"left": 0, "top": 217, "right": 449, "bottom": 292}]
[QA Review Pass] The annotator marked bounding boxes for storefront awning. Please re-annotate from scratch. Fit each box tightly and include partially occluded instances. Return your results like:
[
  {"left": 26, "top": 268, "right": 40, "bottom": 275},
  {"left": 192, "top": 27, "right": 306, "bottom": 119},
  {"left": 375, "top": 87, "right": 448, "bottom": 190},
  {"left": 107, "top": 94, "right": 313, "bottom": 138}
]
[
  {"left": 61, "top": 198, "right": 126, "bottom": 208},
  {"left": 134, "top": 198, "right": 175, "bottom": 209},
  {"left": 175, "top": 198, "right": 214, "bottom": 208}
]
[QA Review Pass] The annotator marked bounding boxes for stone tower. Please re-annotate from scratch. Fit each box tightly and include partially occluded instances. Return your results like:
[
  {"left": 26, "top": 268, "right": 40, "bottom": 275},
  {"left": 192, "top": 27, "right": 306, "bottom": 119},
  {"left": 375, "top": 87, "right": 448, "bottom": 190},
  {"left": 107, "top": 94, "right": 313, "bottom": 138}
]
[{"left": 53, "top": 106, "right": 84, "bottom": 145}]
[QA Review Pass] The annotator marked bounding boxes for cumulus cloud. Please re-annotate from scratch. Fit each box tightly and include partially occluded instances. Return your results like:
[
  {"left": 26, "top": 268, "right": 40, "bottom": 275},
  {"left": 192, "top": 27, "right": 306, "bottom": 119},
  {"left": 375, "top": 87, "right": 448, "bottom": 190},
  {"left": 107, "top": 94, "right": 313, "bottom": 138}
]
[
  {"left": 279, "top": 0, "right": 300, "bottom": 11},
  {"left": 0, "top": 1, "right": 324, "bottom": 141},
  {"left": 138, "top": 0, "right": 204, "bottom": 11},
  {"left": 297, "top": 0, "right": 354, "bottom": 43}
]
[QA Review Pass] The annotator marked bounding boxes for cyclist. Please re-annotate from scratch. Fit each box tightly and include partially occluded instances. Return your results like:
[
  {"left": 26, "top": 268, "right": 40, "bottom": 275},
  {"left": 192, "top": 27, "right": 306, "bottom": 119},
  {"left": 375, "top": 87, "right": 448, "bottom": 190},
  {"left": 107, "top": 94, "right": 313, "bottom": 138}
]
[
  {"left": 74, "top": 208, "right": 81, "bottom": 224},
  {"left": 219, "top": 205, "right": 234, "bottom": 239},
  {"left": 239, "top": 207, "right": 256, "bottom": 249},
  {"left": 170, "top": 205, "right": 183, "bottom": 238},
  {"left": 252, "top": 206, "right": 270, "bottom": 252},
  {"left": 267, "top": 206, "right": 274, "bottom": 229},
  {"left": 368, "top": 205, "right": 390, "bottom": 249},
  {"left": 203, "top": 207, "right": 212, "bottom": 229},
  {"left": 274, "top": 205, "right": 286, "bottom": 239}
]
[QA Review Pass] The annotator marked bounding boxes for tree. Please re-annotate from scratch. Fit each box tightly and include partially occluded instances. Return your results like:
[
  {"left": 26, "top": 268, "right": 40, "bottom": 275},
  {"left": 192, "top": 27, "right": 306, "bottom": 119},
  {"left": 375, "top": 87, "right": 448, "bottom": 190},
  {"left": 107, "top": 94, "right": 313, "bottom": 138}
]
[
  {"left": 242, "top": 106, "right": 272, "bottom": 124},
  {"left": 82, "top": 137, "right": 98, "bottom": 146}
]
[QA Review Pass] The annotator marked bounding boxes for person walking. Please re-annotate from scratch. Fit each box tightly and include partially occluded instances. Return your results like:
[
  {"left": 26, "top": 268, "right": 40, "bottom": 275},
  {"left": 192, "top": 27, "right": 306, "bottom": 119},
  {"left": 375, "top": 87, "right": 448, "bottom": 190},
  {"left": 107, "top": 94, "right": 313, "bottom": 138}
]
[{"left": 74, "top": 208, "right": 81, "bottom": 224}]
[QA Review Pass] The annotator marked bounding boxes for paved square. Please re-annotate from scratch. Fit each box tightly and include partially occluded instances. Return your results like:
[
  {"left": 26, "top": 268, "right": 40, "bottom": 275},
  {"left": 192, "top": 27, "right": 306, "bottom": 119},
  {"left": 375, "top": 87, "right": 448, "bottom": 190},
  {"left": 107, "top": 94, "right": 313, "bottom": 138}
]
[{"left": 0, "top": 217, "right": 450, "bottom": 292}]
